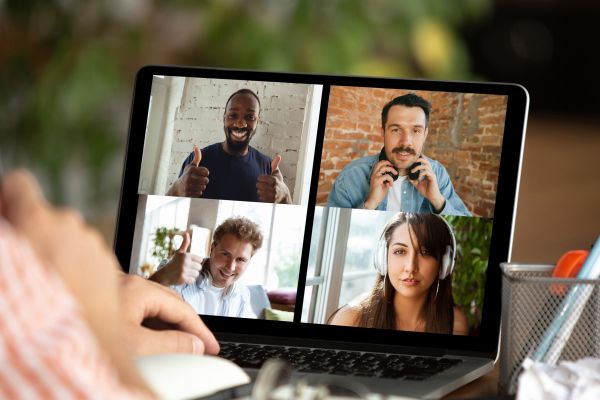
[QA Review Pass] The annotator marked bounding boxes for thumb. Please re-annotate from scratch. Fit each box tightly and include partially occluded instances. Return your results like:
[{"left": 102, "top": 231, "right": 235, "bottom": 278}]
[
  {"left": 177, "top": 232, "right": 190, "bottom": 253},
  {"left": 192, "top": 146, "right": 202, "bottom": 167},
  {"left": 271, "top": 154, "right": 281, "bottom": 173}
]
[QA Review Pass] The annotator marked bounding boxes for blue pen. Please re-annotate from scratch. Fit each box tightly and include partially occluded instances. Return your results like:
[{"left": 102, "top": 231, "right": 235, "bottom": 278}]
[{"left": 528, "top": 235, "right": 600, "bottom": 363}]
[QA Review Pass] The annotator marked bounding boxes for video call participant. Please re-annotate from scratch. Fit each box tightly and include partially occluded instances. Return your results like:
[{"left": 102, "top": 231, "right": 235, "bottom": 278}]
[
  {"left": 327, "top": 94, "right": 470, "bottom": 216},
  {"left": 166, "top": 89, "right": 292, "bottom": 204},
  {"left": 329, "top": 213, "right": 468, "bottom": 335},
  {"left": 149, "top": 217, "right": 263, "bottom": 318}
]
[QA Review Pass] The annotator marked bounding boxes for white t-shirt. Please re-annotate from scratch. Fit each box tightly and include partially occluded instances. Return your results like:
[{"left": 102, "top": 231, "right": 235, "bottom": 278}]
[
  {"left": 202, "top": 284, "right": 227, "bottom": 316},
  {"left": 386, "top": 176, "right": 407, "bottom": 211}
]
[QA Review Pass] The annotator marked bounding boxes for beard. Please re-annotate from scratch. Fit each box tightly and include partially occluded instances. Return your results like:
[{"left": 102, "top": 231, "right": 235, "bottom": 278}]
[{"left": 225, "top": 127, "right": 254, "bottom": 154}]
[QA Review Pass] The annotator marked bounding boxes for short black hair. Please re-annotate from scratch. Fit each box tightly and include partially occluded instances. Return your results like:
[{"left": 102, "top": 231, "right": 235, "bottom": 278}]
[
  {"left": 381, "top": 93, "right": 431, "bottom": 129},
  {"left": 225, "top": 88, "right": 261, "bottom": 112}
]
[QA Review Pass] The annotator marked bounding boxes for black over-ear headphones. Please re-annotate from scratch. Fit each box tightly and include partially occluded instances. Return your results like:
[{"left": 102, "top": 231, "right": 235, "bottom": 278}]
[{"left": 373, "top": 214, "right": 456, "bottom": 280}]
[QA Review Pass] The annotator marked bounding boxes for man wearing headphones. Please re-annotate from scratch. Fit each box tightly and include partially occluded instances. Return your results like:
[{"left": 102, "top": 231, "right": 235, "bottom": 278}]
[
  {"left": 149, "top": 217, "right": 264, "bottom": 318},
  {"left": 329, "top": 213, "right": 469, "bottom": 335},
  {"left": 327, "top": 93, "right": 470, "bottom": 216}
]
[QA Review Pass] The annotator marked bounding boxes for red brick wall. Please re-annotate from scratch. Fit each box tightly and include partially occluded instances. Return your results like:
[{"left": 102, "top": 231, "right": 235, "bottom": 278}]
[{"left": 317, "top": 86, "right": 507, "bottom": 217}]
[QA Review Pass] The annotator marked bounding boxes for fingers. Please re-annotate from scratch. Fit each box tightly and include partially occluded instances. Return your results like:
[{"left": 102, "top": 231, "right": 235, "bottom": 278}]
[
  {"left": 177, "top": 232, "right": 190, "bottom": 253},
  {"left": 256, "top": 176, "right": 276, "bottom": 202},
  {"left": 190, "top": 254, "right": 205, "bottom": 264},
  {"left": 377, "top": 173, "right": 394, "bottom": 188},
  {"left": 192, "top": 146, "right": 202, "bottom": 167},
  {"left": 134, "top": 328, "right": 206, "bottom": 356},
  {"left": 179, "top": 166, "right": 210, "bottom": 198},
  {"left": 256, "top": 175, "right": 276, "bottom": 185},
  {"left": 372, "top": 161, "right": 397, "bottom": 178},
  {"left": 271, "top": 154, "right": 281, "bottom": 173},
  {"left": 411, "top": 159, "right": 433, "bottom": 181},
  {"left": 137, "top": 285, "right": 220, "bottom": 355},
  {"left": 184, "top": 165, "right": 210, "bottom": 178},
  {"left": 1, "top": 170, "right": 47, "bottom": 226}
]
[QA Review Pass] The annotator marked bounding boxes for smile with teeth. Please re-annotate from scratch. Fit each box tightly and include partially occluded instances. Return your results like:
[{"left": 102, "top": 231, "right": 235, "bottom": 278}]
[
  {"left": 230, "top": 129, "right": 248, "bottom": 140},
  {"left": 395, "top": 151, "right": 413, "bottom": 159},
  {"left": 219, "top": 269, "right": 235, "bottom": 279}
]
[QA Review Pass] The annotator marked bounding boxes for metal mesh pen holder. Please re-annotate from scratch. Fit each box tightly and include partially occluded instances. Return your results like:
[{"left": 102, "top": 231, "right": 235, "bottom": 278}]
[{"left": 499, "top": 263, "right": 600, "bottom": 394}]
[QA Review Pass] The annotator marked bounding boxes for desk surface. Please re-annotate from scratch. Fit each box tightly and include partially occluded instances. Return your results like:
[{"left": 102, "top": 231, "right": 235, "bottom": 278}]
[{"left": 444, "top": 364, "right": 501, "bottom": 399}]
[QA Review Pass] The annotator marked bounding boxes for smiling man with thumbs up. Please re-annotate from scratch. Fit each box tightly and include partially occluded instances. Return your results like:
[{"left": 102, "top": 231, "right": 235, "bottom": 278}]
[
  {"left": 166, "top": 88, "right": 292, "bottom": 204},
  {"left": 149, "top": 217, "right": 264, "bottom": 318}
]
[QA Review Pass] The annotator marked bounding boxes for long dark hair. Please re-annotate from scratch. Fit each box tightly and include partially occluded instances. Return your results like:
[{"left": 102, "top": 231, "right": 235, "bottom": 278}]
[{"left": 355, "top": 213, "right": 455, "bottom": 334}]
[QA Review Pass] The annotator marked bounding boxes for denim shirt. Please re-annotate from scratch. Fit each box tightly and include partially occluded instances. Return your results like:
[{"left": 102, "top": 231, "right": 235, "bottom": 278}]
[{"left": 327, "top": 155, "right": 471, "bottom": 216}]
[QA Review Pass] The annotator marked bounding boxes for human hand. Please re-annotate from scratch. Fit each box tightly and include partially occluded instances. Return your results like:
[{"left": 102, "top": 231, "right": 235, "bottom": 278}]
[
  {"left": 120, "top": 274, "right": 220, "bottom": 356},
  {"left": 166, "top": 146, "right": 210, "bottom": 197},
  {"left": 148, "top": 232, "right": 204, "bottom": 286},
  {"left": 364, "top": 160, "right": 397, "bottom": 209},
  {"left": 0, "top": 170, "right": 149, "bottom": 391},
  {"left": 256, "top": 154, "right": 292, "bottom": 204},
  {"left": 408, "top": 156, "right": 445, "bottom": 212},
  {"left": 1, "top": 170, "right": 121, "bottom": 343}
]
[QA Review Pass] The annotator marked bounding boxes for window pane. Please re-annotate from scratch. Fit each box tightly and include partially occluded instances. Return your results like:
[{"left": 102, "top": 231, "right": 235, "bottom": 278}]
[
  {"left": 269, "top": 205, "right": 307, "bottom": 290},
  {"left": 306, "top": 206, "right": 324, "bottom": 279},
  {"left": 301, "top": 285, "right": 313, "bottom": 322},
  {"left": 338, "top": 209, "right": 391, "bottom": 307},
  {"left": 142, "top": 196, "right": 190, "bottom": 267}
]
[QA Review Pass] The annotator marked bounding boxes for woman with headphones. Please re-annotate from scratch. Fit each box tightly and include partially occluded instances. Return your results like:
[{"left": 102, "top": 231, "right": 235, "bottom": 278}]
[{"left": 329, "top": 213, "right": 469, "bottom": 335}]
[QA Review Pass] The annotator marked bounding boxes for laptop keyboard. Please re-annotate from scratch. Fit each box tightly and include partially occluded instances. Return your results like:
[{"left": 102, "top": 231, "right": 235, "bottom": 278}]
[{"left": 219, "top": 342, "right": 463, "bottom": 381}]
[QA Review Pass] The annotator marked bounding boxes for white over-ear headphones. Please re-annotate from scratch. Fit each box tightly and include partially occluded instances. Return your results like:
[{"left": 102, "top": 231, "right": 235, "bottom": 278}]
[{"left": 373, "top": 214, "right": 456, "bottom": 280}]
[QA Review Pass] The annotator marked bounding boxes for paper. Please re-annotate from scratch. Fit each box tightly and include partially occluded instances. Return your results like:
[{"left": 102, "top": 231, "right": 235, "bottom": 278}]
[{"left": 517, "top": 358, "right": 600, "bottom": 400}]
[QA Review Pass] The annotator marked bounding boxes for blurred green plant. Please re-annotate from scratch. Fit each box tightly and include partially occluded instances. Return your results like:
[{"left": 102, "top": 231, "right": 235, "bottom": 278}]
[
  {"left": 446, "top": 216, "right": 493, "bottom": 331},
  {"left": 151, "top": 226, "right": 180, "bottom": 261},
  {"left": 0, "top": 0, "right": 490, "bottom": 215}
]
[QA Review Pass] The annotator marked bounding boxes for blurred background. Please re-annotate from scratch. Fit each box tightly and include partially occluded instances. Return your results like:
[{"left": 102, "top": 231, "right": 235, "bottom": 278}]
[{"left": 1, "top": 0, "right": 598, "bottom": 263}]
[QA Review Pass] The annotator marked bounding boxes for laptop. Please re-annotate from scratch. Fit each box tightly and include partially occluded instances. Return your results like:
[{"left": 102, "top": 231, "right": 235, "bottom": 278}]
[{"left": 114, "top": 65, "right": 529, "bottom": 399}]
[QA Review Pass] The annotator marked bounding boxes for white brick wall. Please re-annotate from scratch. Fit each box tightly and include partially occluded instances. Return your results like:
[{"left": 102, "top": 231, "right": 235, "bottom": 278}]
[{"left": 165, "top": 78, "right": 311, "bottom": 201}]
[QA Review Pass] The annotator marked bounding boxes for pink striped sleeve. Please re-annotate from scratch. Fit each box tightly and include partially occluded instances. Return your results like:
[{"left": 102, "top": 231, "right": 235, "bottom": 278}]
[{"left": 0, "top": 219, "right": 153, "bottom": 400}]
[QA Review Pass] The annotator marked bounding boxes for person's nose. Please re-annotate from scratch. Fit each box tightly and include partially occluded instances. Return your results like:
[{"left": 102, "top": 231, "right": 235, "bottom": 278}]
[
  {"left": 403, "top": 253, "right": 418, "bottom": 274},
  {"left": 234, "top": 117, "right": 247, "bottom": 128},
  {"left": 395, "top": 130, "right": 412, "bottom": 148},
  {"left": 223, "top": 258, "right": 236, "bottom": 273}
]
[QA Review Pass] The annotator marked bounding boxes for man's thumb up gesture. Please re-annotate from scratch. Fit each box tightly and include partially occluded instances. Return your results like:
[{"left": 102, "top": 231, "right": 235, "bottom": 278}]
[{"left": 256, "top": 154, "right": 292, "bottom": 204}]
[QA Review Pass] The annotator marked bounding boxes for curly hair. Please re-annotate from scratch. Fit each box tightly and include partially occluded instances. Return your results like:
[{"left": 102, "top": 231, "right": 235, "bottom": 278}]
[{"left": 212, "top": 217, "right": 263, "bottom": 255}]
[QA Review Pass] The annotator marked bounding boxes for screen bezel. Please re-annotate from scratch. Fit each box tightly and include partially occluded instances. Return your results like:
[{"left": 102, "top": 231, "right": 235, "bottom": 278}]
[{"left": 114, "top": 65, "right": 529, "bottom": 358}]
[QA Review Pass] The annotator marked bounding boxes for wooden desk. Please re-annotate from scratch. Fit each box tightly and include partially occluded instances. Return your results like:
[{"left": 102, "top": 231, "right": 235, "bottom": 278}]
[{"left": 444, "top": 365, "right": 500, "bottom": 399}]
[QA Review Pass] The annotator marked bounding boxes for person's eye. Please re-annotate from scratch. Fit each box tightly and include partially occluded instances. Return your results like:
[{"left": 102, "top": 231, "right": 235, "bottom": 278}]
[
  {"left": 246, "top": 115, "right": 257, "bottom": 121},
  {"left": 414, "top": 128, "right": 423, "bottom": 135},
  {"left": 393, "top": 248, "right": 406, "bottom": 255},
  {"left": 226, "top": 114, "right": 237, "bottom": 120},
  {"left": 420, "top": 248, "right": 430, "bottom": 256}
]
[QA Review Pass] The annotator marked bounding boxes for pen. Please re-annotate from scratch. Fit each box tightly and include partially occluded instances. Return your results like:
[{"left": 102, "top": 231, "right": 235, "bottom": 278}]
[{"left": 528, "top": 235, "right": 600, "bottom": 363}]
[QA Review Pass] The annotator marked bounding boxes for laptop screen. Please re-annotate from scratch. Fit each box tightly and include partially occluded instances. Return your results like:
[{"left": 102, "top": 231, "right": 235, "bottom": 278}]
[{"left": 116, "top": 66, "right": 528, "bottom": 355}]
